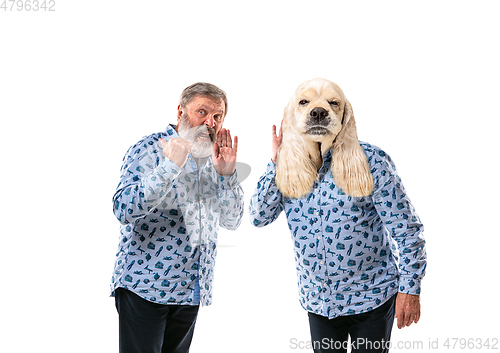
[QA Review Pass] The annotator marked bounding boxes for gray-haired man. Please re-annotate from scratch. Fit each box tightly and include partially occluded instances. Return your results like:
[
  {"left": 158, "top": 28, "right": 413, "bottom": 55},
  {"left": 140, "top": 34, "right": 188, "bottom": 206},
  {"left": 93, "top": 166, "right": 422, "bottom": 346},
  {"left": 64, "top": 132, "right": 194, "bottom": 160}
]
[{"left": 111, "top": 83, "right": 244, "bottom": 353}]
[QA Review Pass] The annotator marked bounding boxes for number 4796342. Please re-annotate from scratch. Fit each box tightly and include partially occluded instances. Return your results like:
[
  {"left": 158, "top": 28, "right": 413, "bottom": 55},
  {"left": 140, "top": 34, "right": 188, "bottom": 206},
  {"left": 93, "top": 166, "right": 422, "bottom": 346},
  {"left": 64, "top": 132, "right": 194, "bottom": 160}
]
[{"left": 1, "top": 0, "right": 56, "bottom": 11}]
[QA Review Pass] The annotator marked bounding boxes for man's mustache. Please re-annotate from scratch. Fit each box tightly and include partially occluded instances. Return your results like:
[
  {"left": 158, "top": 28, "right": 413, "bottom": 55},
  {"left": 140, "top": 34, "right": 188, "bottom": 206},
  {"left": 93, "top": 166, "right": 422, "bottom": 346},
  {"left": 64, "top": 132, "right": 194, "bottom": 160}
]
[{"left": 195, "top": 125, "right": 216, "bottom": 142}]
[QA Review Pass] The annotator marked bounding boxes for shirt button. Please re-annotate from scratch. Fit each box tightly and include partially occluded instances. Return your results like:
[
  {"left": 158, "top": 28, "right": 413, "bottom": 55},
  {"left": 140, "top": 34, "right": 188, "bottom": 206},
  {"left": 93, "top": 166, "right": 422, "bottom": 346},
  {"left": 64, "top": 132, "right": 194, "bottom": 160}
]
[
  {"left": 323, "top": 283, "right": 327, "bottom": 287},
  {"left": 317, "top": 236, "right": 321, "bottom": 240},
  {"left": 320, "top": 261, "right": 324, "bottom": 265},
  {"left": 201, "top": 247, "right": 205, "bottom": 251}
]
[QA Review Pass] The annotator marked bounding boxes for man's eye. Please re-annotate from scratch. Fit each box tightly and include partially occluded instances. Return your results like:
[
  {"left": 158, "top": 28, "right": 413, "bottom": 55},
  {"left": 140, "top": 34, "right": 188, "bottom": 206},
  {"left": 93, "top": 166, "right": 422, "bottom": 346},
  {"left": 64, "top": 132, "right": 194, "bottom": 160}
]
[
  {"left": 299, "top": 100, "right": 309, "bottom": 106},
  {"left": 198, "top": 110, "right": 206, "bottom": 115},
  {"left": 214, "top": 115, "right": 221, "bottom": 120},
  {"left": 329, "top": 101, "right": 339, "bottom": 106}
]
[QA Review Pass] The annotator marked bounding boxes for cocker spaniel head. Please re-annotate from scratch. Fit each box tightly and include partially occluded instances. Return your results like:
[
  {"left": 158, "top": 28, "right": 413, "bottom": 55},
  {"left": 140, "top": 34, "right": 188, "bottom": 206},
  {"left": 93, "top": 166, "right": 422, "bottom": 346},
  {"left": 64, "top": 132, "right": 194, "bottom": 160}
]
[{"left": 275, "top": 78, "right": 373, "bottom": 198}]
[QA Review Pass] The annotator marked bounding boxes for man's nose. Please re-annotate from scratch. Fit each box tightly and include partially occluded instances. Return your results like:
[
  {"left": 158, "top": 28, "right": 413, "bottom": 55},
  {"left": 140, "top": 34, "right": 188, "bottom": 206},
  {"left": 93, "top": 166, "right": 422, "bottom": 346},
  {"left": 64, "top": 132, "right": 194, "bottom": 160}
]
[{"left": 205, "top": 115, "right": 215, "bottom": 127}]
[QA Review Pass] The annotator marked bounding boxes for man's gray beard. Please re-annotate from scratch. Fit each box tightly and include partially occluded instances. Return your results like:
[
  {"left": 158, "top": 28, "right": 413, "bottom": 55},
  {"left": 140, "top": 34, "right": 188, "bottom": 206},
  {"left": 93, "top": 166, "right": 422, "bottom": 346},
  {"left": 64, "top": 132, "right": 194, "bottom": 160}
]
[{"left": 177, "top": 115, "right": 216, "bottom": 158}]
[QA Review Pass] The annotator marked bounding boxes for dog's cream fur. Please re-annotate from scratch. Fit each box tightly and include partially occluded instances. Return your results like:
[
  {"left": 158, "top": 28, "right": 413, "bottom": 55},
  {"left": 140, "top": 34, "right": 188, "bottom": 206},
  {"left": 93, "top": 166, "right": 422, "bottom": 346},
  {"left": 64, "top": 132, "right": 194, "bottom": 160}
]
[{"left": 275, "top": 78, "right": 373, "bottom": 198}]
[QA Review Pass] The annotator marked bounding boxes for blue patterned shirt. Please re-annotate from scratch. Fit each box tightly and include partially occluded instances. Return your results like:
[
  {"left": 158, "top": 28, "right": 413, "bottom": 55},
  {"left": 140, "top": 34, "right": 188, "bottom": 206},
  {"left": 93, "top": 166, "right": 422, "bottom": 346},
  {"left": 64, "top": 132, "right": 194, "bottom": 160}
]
[
  {"left": 249, "top": 142, "right": 426, "bottom": 319},
  {"left": 111, "top": 125, "right": 244, "bottom": 306}
]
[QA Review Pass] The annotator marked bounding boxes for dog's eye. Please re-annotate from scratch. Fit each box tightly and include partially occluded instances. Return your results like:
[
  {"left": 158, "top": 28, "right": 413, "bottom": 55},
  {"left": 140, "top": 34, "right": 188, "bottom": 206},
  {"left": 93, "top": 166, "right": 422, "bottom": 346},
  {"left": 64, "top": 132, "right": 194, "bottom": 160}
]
[
  {"left": 329, "top": 101, "right": 339, "bottom": 106},
  {"left": 299, "top": 100, "right": 309, "bottom": 106}
]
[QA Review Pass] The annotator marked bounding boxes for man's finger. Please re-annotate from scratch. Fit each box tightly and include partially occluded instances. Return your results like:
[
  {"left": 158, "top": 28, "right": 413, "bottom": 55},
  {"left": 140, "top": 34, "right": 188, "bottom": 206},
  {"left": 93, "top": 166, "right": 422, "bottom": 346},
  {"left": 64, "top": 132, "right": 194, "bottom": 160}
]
[
  {"left": 213, "top": 141, "right": 219, "bottom": 158},
  {"left": 415, "top": 310, "right": 421, "bottom": 324},
  {"left": 406, "top": 308, "right": 414, "bottom": 327},
  {"left": 217, "top": 129, "right": 223, "bottom": 147},
  {"left": 233, "top": 136, "right": 238, "bottom": 154},
  {"left": 226, "top": 129, "right": 232, "bottom": 149},
  {"left": 159, "top": 138, "right": 169, "bottom": 154},
  {"left": 405, "top": 310, "right": 415, "bottom": 327},
  {"left": 397, "top": 309, "right": 405, "bottom": 329}
]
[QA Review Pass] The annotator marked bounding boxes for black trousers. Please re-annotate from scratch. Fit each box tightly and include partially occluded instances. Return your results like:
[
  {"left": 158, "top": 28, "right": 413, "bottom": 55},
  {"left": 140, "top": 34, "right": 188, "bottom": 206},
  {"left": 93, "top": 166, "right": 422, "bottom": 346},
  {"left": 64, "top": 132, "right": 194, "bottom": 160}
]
[
  {"left": 308, "top": 294, "right": 396, "bottom": 353},
  {"left": 115, "top": 288, "right": 199, "bottom": 353}
]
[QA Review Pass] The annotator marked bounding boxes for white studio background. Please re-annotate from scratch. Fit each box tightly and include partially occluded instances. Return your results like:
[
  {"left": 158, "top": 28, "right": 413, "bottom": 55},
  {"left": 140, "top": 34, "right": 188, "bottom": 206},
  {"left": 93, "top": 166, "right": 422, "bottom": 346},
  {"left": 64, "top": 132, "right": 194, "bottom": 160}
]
[{"left": 1, "top": 1, "right": 499, "bottom": 352}]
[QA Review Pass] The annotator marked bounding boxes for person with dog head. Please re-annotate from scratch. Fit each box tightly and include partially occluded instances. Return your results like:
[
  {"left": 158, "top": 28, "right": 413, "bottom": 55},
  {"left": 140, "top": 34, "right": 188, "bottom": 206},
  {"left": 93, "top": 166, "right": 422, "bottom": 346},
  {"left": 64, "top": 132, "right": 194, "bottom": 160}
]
[
  {"left": 250, "top": 78, "right": 427, "bottom": 353},
  {"left": 111, "top": 82, "right": 243, "bottom": 353}
]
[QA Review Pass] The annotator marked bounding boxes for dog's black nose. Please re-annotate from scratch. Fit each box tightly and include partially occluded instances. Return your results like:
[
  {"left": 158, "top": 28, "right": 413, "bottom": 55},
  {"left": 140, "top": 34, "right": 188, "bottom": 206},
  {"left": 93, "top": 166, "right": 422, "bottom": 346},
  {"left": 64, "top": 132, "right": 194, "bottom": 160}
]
[{"left": 309, "top": 107, "right": 329, "bottom": 122}]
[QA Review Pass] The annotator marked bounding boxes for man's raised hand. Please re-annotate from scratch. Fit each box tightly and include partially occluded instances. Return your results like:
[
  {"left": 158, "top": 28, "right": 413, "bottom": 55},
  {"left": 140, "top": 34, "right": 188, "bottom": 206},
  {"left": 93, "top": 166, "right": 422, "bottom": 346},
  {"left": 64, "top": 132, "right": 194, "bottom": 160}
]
[{"left": 213, "top": 128, "right": 238, "bottom": 176}]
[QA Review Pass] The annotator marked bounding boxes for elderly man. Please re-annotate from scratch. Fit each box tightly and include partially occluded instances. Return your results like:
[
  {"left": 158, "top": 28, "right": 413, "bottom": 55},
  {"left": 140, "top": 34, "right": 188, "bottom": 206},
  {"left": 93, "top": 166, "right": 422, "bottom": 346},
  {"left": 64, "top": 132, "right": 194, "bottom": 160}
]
[
  {"left": 249, "top": 118, "right": 427, "bottom": 352},
  {"left": 111, "top": 82, "right": 243, "bottom": 353}
]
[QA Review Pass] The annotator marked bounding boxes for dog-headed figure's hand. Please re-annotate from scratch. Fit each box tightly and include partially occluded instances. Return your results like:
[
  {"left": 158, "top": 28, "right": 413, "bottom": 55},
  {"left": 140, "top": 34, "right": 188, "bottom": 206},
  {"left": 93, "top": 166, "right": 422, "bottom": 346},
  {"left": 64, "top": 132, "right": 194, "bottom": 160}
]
[{"left": 271, "top": 120, "right": 283, "bottom": 163}]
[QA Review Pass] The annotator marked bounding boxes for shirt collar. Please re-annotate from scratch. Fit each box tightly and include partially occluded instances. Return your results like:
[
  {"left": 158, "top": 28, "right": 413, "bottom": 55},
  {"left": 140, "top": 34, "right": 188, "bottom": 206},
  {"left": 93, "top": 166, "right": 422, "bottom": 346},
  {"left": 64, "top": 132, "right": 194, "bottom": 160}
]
[
  {"left": 166, "top": 124, "right": 178, "bottom": 136},
  {"left": 323, "top": 149, "right": 333, "bottom": 165}
]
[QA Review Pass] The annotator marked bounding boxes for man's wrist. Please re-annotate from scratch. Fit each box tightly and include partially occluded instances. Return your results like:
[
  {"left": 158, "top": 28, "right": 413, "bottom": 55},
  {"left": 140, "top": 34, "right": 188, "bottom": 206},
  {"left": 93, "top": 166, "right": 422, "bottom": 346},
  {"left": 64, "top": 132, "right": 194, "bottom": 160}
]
[{"left": 219, "top": 170, "right": 238, "bottom": 190}]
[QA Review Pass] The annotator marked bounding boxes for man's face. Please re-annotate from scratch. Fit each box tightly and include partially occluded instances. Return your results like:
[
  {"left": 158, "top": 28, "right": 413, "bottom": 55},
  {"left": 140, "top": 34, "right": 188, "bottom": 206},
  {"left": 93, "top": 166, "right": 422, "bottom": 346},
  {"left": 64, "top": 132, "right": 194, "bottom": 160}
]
[{"left": 176, "top": 96, "right": 226, "bottom": 158}]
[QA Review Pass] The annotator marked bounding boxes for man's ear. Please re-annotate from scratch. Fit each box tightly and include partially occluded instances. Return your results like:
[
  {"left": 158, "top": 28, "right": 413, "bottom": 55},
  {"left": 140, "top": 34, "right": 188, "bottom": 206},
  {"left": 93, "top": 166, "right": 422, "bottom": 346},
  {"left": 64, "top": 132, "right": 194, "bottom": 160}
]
[{"left": 177, "top": 104, "right": 183, "bottom": 122}]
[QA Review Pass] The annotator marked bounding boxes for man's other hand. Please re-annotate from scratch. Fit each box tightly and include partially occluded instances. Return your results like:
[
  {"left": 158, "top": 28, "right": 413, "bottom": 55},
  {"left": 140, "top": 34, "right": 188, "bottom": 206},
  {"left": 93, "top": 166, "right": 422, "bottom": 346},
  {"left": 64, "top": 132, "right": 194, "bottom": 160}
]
[{"left": 160, "top": 137, "right": 192, "bottom": 168}]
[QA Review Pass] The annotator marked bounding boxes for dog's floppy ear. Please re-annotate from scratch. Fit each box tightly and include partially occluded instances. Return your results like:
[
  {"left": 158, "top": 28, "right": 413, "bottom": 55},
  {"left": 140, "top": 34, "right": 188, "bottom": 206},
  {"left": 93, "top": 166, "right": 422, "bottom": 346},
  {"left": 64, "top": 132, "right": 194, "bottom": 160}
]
[
  {"left": 275, "top": 101, "right": 318, "bottom": 198},
  {"left": 331, "top": 100, "right": 373, "bottom": 197}
]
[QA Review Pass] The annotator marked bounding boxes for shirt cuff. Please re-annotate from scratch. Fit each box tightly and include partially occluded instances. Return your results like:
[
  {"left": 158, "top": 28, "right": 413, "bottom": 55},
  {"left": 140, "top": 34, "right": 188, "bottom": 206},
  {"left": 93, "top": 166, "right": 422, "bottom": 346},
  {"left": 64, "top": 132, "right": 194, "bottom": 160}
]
[
  {"left": 266, "top": 159, "right": 277, "bottom": 176},
  {"left": 218, "top": 170, "right": 238, "bottom": 190},
  {"left": 398, "top": 277, "right": 422, "bottom": 295}
]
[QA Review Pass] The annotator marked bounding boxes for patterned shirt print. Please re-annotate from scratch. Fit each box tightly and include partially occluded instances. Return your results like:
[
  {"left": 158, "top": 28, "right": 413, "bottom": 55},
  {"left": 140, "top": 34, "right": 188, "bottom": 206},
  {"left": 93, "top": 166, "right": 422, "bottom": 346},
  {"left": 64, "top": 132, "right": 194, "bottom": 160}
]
[
  {"left": 249, "top": 142, "right": 426, "bottom": 319},
  {"left": 111, "top": 124, "right": 244, "bottom": 306}
]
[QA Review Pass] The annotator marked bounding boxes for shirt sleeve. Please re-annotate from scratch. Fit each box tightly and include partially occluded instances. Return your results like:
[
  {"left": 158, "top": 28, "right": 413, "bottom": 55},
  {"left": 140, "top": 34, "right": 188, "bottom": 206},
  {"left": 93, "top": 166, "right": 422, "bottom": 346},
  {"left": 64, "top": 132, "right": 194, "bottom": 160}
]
[
  {"left": 249, "top": 160, "right": 285, "bottom": 227},
  {"left": 112, "top": 138, "right": 182, "bottom": 225},
  {"left": 217, "top": 171, "right": 244, "bottom": 231},
  {"left": 371, "top": 149, "right": 427, "bottom": 295}
]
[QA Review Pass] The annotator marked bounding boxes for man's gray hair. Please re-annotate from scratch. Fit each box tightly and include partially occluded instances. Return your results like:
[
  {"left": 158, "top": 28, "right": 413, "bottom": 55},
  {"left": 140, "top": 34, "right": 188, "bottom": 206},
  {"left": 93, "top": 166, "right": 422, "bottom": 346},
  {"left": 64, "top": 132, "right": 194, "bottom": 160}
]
[{"left": 179, "top": 82, "right": 228, "bottom": 116}]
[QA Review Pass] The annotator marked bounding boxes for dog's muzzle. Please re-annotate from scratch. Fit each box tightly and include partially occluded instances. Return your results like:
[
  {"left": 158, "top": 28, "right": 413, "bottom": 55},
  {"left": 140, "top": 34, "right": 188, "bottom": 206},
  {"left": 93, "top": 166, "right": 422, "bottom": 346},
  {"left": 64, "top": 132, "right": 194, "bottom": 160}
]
[{"left": 306, "top": 107, "right": 330, "bottom": 135}]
